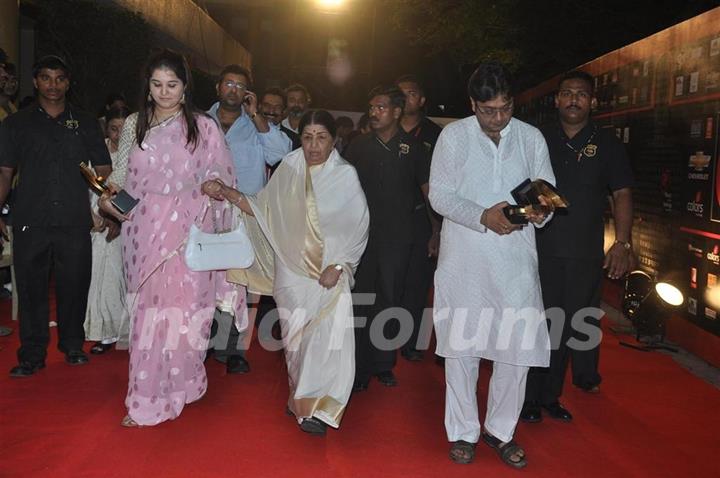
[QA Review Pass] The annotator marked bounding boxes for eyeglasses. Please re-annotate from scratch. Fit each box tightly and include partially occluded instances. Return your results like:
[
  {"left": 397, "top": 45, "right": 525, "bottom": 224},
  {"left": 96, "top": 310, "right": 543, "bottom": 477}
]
[
  {"left": 475, "top": 101, "right": 514, "bottom": 117},
  {"left": 222, "top": 80, "right": 247, "bottom": 91}
]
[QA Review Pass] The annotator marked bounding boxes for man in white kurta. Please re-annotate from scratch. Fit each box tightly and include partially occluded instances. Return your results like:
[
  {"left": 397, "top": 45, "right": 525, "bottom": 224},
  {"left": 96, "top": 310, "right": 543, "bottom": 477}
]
[{"left": 429, "top": 62, "right": 554, "bottom": 468}]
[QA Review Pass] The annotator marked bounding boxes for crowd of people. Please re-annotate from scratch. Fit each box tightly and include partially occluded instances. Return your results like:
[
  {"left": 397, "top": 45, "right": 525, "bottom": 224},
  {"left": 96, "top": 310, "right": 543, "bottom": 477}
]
[{"left": 0, "top": 45, "right": 634, "bottom": 470}]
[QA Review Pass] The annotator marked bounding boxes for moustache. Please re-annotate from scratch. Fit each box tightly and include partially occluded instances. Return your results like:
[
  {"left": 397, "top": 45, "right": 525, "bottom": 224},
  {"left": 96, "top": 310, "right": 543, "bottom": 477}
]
[{"left": 288, "top": 106, "right": 304, "bottom": 117}]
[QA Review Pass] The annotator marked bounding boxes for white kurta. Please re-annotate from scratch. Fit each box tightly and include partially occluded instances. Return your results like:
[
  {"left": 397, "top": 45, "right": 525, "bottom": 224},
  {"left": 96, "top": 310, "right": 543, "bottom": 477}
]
[{"left": 429, "top": 117, "right": 553, "bottom": 367}]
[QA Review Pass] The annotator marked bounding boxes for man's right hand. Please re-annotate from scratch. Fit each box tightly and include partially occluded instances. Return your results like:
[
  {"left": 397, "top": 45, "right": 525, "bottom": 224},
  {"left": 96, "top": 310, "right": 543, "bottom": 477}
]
[{"left": 480, "top": 201, "right": 523, "bottom": 235}]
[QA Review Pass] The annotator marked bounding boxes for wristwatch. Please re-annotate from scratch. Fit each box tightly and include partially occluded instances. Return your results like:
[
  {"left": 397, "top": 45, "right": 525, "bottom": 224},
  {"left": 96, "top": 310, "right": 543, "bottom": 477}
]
[{"left": 614, "top": 240, "right": 632, "bottom": 250}]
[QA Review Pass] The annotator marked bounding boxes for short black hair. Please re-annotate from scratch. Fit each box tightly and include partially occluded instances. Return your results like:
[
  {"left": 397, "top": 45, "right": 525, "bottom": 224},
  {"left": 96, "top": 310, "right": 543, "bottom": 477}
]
[
  {"left": 298, "top": 109, "right": 337, "bottom": 138},
  {"left": 368, "top": 85, "right": 406, "bottom": 111},
  {"left": 261, "top": 87, "right": 286, "bottom": 107},
  {"left": 335, "top": 116, "right": 354, "bottom": 129},
  {"left": 2, "top": 62, "right": 16, "bottom": 76},
  {"left": 395, "top": 74, "right": 425, "bottom": 97},
  {"left": 357, "top": 113, "right": 369, "bottom": 130},
  {"left": 467, "top": 62, "right": 514, "bottom": 102},
  {"left": 32, "top": 55, "right": 71, "bottom": 79},
  {"left": 218, "top": 64, "right": 252, "bottom": 86},
  {"left": 105, "top": 93, "right": 126, "bottom": 108},
  {"left": 558, "top": 70, "right": 594, "bottom": 93},
  {"left": 104, "top": 105, "right": 131, "bottom": 123}
]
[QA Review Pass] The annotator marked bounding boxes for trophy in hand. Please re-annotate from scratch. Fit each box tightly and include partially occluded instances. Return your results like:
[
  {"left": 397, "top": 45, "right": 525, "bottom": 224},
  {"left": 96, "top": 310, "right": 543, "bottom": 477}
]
[
  {"left": 79, "top": 162, "right": 139, "bottom": 214},
  {"left": 503, "top": 178, "right": 569, "bottom": 224}
]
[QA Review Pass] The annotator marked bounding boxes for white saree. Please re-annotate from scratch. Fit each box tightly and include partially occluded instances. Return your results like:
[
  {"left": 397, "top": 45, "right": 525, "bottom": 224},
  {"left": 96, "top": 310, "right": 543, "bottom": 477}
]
[{"left": 228, "top": 148, "right": 369, "bottom": 428}]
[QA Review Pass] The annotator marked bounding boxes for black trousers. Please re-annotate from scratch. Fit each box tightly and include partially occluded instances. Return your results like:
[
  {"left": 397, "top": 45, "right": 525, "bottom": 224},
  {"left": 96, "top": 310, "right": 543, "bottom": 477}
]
[
  {"left": 353, "top": 241, "right": 412, "bottom": 380},
  {"left": 14, "top": 226, "right": 92, "bottom": 363},
  {"left": 400, "top": 209, "right": 434, "bottom": 352},
  {"left": 525, "top": 255, "right": 604, "bottom": 405}
]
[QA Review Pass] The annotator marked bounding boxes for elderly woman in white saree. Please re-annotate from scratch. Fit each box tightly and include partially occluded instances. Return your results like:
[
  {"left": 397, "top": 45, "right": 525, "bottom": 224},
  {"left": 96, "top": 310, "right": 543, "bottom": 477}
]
[{"left": 202, "top": 110, "right": 369, "bottom": 435}]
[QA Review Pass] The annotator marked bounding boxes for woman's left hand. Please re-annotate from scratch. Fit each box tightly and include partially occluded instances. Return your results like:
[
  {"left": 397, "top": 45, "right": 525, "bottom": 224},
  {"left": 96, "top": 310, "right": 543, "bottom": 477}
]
[
  {"left": 98, "top": 190, "right": 131, "bottom": 223},
  {"left": 318, "top": 265, "right": 343, "bottom": 289},
  {"left": 201, "top": 179, "right": 226, "bottom": 201}
]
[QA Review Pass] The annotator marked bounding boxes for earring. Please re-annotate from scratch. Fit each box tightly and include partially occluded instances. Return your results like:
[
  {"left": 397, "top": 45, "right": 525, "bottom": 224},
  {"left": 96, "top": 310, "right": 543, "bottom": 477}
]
[{"left": 180, "top": 93, "right": 186, "bottom": 105}]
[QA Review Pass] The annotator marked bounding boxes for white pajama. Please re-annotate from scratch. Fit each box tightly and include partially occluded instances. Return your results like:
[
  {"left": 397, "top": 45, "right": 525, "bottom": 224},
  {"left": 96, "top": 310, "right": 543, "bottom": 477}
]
[{"left": 445, "top": 356, "right": 529, "bottom": 444}]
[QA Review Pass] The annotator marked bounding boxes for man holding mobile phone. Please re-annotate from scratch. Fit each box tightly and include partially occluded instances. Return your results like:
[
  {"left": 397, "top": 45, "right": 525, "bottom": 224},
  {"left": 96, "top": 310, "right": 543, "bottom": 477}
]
[{"left": 207, "top": 64, "right": 291, "bottom": 374}]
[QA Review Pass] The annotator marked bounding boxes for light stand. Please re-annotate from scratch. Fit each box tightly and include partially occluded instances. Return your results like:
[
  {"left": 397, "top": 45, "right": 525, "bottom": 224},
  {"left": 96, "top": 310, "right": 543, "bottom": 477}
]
[{"left": 618, "top": 271, "right": 683, "bottom": 353}]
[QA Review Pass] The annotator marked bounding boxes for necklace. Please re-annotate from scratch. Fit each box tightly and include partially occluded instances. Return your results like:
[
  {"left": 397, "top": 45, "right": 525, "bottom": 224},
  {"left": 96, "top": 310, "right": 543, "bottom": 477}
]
[
  {"left": 150, "top": 109, "right": 182, "bottom": 129},
  {"left": 564, "top": 125, "right": 597, "bottom": 162}
]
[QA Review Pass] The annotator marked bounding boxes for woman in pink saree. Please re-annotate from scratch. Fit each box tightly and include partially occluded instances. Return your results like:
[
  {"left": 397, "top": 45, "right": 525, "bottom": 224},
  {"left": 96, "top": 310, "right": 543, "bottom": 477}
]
[{"left": 100, "top": 49, "right": 245, "bottom": 427}]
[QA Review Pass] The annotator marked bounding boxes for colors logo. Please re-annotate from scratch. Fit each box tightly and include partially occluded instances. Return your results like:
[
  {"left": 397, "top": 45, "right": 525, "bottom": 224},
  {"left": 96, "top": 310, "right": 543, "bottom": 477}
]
[
  {"left": 687, "top": 190, "right": 704, "bottom": 215},
  {"left": 707, "top": 245, "right": 720, "bottom": 265}
]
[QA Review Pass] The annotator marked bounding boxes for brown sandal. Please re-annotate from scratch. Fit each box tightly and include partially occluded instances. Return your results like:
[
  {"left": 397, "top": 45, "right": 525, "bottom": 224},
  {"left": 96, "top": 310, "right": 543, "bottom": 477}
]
[{"left": 449, "top": 440, "right": 476, "bottom": 464}]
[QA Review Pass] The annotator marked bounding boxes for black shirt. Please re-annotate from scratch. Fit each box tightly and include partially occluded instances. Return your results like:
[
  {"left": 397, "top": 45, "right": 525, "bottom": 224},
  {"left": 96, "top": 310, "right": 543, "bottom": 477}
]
[
  {"left": 536, "top": 121, "right": 634, "bottom": 259},
  {"left": 405, "top": 116, "right": 442, "bottom": 154},
  {"left": 0, "top": 103, "right": 111, "bottom": 227},
  {"left": 344, "top": 130, "right": 430, "bottom": 245},
  {"left": 280, "top": 125, "right": 301, "bottom": 150}
]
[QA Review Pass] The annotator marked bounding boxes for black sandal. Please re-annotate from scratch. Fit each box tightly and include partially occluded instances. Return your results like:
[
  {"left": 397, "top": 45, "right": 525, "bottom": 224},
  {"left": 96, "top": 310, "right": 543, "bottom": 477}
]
[
  {"left": 90, "top": 342, "right": 113, "bottom": 354},
  {"left": 449, "top": 440, "right": 476, "bottom": 464},
  {"left": 481, "top": 431, "right": 527, "bottom": 469},
  {"left": 299, "top": 417, "right": 327, "bottom": 436}
]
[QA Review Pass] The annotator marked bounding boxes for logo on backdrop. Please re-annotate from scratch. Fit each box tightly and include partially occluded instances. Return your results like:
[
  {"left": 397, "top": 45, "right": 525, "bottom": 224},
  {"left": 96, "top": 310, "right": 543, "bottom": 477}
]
[
  {"left": 687, "top": 190, "right": 705, "bottom": 216},
  {"left": 707, "top": 245, "right": 720, "bottom": 265},
  {"left": 688, "top": 151, "right": 711, "bottom": 180},
  {"left": 688, "top": 243, "right": 704, "bottom": 258}
]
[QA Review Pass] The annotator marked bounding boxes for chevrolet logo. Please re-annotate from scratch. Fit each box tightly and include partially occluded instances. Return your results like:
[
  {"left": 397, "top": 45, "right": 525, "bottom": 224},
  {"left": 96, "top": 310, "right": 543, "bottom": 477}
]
[{"left": 689, "top": 151, "right": 711, "bottom": 171}]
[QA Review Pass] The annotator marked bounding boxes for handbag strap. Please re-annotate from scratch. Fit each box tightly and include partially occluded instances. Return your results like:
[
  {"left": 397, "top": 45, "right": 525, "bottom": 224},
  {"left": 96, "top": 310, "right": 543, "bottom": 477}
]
[{"left": 195, "top": 198, "right": 228, "bottom": 233}]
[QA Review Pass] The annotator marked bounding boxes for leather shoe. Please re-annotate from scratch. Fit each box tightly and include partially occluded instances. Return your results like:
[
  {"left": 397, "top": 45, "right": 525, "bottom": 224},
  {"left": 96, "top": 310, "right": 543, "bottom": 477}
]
[
  {"left": 401, "top": 348, "right": 424, "bottom": 362},
  {"left": 520, "top": 401, "right": 542, "bottom": 423},
  {"left": 65, "top": 350, "right": 89, "bottom": 365},
  {"left": 226, "top": 355, "right": 250, "bottom": 374},
  {"left": 352, "top": 377, "right": 369, "bottom": 392},
  {"left": 376, "top": 370, "right": 398, "bottom": 387},
  {"left": 10, "top": 361, "right": 45, "bottom": 378},
  {"left": 542, "top": 402, "right": 573, "bottom": 421}
]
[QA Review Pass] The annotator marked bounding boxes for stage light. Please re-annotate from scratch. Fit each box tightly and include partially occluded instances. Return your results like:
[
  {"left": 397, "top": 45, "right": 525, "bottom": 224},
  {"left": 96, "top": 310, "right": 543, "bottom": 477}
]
[
  {"left": 620, "top": 270, "right": 684, "bottom": 352},
  {"left": 655, "top": 282, "right": 684, "bottom": 306},
  {"left": 314, "top": 0, "right": 345, "bottom": 10}
]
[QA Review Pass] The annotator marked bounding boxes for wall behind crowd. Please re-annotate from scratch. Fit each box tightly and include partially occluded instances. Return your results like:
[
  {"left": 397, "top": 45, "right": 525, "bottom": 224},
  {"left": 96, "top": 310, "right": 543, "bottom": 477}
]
[{"left": 517, "top": 7, "right": 720, "bottom": 340}]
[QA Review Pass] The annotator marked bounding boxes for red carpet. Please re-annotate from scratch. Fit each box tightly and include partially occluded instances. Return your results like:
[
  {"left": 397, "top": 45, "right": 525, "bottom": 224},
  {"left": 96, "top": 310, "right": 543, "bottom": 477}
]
[{"left": 1, "top": 298, "right": 719, "bottom": 478}]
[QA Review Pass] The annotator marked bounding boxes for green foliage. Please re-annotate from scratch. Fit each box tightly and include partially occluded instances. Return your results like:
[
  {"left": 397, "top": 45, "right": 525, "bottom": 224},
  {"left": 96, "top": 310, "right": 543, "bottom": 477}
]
[{"left": 33, "top": 0, "right": 154, "bottom": 113}]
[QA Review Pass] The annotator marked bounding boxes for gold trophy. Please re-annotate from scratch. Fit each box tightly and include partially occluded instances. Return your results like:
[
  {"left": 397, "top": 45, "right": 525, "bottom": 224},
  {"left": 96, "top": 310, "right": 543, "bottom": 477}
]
[
  {"left": 79, "top": 162, "right": 139, "bottom": 214},
  {"left": 503, "top": 179, "right": 569, "bottom": 224}
]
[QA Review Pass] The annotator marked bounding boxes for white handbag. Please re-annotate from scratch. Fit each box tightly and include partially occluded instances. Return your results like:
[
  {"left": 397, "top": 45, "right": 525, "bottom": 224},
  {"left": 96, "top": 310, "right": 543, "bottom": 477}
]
[{"left": 184, "top": 202, "right": 255, "bottom": 272}]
